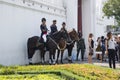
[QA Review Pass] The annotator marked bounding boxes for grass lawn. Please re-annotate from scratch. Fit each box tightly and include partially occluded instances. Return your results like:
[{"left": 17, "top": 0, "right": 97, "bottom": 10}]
[{"left": 0, "top": 64, "right": 119, "bottom": 80}]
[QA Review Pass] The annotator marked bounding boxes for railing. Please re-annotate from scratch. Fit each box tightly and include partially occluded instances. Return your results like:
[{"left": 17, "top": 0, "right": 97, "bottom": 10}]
[{"left": 0, "top": 0, "right": 66, "bottom": 17}]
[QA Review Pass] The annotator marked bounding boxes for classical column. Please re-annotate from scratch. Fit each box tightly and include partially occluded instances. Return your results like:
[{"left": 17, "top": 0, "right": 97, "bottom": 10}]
[{"left": 78, "top": 0, "right": 82, "bottom": 32}]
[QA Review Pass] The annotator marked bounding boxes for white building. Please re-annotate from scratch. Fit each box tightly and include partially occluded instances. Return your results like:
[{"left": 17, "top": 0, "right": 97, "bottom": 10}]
[
  {"left": 0, "top": 0, "right": 96, "bottom": 65},
  {"left": 95, "top": 0, "right": 115, "bottom": 40}
]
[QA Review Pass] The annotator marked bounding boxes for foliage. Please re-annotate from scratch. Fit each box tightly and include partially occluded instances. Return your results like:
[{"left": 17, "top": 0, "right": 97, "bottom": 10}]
[
  {"left": 103, "top": 0, "right": 120, "bottom": 25},
  {"left": 0, "top": 64, "right": 119, "bottom": 80},
  {"left": 0, "top": 74, "right": 65, "bottom": 80}
]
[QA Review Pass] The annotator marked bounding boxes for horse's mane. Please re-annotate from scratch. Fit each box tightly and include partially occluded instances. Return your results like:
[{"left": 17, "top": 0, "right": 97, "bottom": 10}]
[
  {"left": 68, "top": 29, "right": 75, "bottom": 34},
  {"left": 50, "top": 31, "right": 62, "bottom": 39}
]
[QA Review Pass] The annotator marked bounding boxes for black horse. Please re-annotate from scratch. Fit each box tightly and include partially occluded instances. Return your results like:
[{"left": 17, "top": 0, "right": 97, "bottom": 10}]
[
  {"left": 56, "top": 29, "right": 79, "bottom": 63},
  {"left": 47, "top": 29, "right": 70, "bottom": 64},
  {"left": 27, "top": 36, "right": 45, "bottom": 64},
  {"left": 27, "top": 29, "right": 70, "bottom": 65}
]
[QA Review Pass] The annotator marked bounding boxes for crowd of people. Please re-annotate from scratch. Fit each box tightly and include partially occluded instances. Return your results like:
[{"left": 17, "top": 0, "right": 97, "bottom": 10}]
[{"left": 84, "top": 32, "right": 120, "bottom": 69}]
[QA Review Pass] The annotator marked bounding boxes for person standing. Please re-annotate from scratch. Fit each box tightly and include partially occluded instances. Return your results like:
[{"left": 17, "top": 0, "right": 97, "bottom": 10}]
[
  {"left": 114, "top": 36, "right": 119, "bottom": 62},
  {"left": 76, "top": 31, "right": 86, "bottom": 61},
  {"left": 118, "top": 35, "right": 120, "bottom": 62},
  {"left": 106, "top": 32, "right": 116, "bottom": 69},
  {"left": 88, "top": 33, "right": 94, "bottom": 64},
  {"left": 101, "top": 36, "right": 106, "bottom": 62},
  {"left": 50, "top": 20, "right": 58, "bottom": 35},
  {"left": 95, "top": 37, "right": 102, "bottom": 62}
]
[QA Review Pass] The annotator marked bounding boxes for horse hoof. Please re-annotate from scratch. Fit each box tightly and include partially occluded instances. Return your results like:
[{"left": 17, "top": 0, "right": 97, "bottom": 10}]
[
  {"left": 60, "top": 61, "right": 63, "bottom": 64},
  {"left": 68, "top": 60, "right": 72, "bottom": 63},
  {"left": 29, "top": 62, "right": 33, "bottom": 65},
  {"left": 53, "top": 61, "right": 56, "bottom": 65},
  {"left": 41, "top": 60, "right": 45, "bottom": 64},
  {"left": 56, "top": 60, "right": 60, "bottom": 64},
  {"left": 76, "top": 58, "right": 78, "bottom": 61},
  {"left": 49, "top": 60, "right": 52, "bottom": 65}
]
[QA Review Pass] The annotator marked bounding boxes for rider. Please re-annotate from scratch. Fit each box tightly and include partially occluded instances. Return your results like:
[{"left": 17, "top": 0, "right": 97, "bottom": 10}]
[
  {"left": 61, "top": 22, "right": 69, "bottom": 38},
  {"left": 61, "top": 22, "right": 66, "bottom": 30},
  {"left": 40, "top": 18, "right": 48, "bottom": 50},
  {"left": 50, "top": 20, "right": 58, "bottom": 35}
]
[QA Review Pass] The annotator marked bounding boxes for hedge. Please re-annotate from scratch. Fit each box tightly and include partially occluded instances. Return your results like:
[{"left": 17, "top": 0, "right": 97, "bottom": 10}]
[{"left": 0, "top": 64, "right": 119, "bottom": 80}]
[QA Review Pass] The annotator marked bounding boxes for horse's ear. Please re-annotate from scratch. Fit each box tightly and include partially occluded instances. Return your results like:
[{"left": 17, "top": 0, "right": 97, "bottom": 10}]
[{"left": 73, "top": 28, "right": 75, "bottom": 31}]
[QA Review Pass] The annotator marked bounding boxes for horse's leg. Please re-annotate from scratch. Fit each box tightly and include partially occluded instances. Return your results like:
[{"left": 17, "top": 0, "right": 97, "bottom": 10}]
[
  {"left": 53, "top": 49, "right": 56, "bottom": 65},
  {"left": 76, "top": 49, "right": 80, "bottom": 61},
  {"left": 41, "top": 50, "right": 45, "bottom": 64},
  {"left": 56, "top": 50, "right": 60, "bottom": 63},
  {"left": 67, "top": 46, "right": 73, "bottom": 63},
  {"left": 61, "top": 50, "right": 64, "bottom": 64},
  {"left": 28, "top": 48, "right": 35, "bottom": 64},
  {"left": 49, "top": 49, "right": 53, "bottom": 64},
  {"left": 43, "top": 50, "right": 46, "bottom": 63}
]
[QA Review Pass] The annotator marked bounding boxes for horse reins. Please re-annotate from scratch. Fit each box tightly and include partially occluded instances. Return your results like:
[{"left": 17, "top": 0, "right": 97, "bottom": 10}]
[
  {"left": 66, "top": 40, "right": 74, "bottom": 45},
  {"left": 49, "top": 37, "right": 66, "bottom": 51}
]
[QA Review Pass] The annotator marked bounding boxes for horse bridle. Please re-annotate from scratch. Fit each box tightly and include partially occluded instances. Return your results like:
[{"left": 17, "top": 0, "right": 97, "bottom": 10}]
[
  {"left": 66, "top": 40, "right": 75, "bottom": 45},
  {"left": 49, "top": 37, "right": 67, "bottom": 51}
]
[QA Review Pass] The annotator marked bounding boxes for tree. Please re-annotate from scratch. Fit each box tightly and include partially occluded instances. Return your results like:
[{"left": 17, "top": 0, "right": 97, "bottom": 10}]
[{"left": 103, "top": 0, "right": 120, "bottom": 25}]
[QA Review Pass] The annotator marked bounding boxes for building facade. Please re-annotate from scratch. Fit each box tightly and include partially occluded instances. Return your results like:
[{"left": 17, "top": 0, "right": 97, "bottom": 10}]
[
  {"left": 95, "top": 0, "right": 114, "bottom": 39},
  {"left": 0, "top": 0, "right": 96, "bottom": 65}
]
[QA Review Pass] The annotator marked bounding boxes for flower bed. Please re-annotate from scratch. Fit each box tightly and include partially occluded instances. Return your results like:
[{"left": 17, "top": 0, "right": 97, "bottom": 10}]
[
  {"left": 0, "top": 64, "right": 119, "bottom": 80},
  {"left": 0, "top": 74, "right": 65, "bottom": 80}
]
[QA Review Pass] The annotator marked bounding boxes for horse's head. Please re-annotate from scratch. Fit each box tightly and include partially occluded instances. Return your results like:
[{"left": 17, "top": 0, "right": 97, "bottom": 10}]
[
  {"left": 68, "top": 28, "right": 79, "bottom": 41},
  {"left": 51, "top": 30, "right": 69, "bottom": 42},
  {"left": 60, "top": 29, "right": 72, "bottom": 43}
]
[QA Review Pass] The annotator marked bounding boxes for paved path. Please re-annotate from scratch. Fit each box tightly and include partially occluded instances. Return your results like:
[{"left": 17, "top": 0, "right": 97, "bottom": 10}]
[
  {"left": 58, "top": 58, "right": 120, "bottom": 69},
  {"left": 71, "top": 58, "right": 120, "bottom": 69}
]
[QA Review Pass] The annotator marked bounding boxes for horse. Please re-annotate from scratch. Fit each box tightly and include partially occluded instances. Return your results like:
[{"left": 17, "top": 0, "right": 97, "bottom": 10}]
[
  {"left": 47, "top": 29, "right": 70, "bottom": 64},
  {"left": 27, "top": 36, "right": 45, "bottom": 64},
  {"left": 56, "top": 29, "right": 79, "bottom": 63}
]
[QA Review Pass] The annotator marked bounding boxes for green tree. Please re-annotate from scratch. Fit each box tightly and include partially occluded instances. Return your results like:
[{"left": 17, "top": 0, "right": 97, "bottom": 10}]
[{"left": 103, "top": 0, "right": 120, "bottom": 25}]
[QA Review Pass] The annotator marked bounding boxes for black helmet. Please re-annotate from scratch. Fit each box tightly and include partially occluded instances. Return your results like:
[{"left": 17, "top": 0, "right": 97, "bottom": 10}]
[
  {"left": 41, "top": 18, "right": 46, "bottom": 22},
  {"left": 53, "top": 20, "right": 56, "bottom": 22},
  {"left": 62, "top": 22, "right": 66, "bottom": 25}
]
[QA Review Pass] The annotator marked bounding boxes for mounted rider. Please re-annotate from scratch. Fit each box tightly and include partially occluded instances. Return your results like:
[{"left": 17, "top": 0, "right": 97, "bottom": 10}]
[
  {"left": 61, "top": 22, "right": 71, "bottom": 42},
  {"left": 40, "top": 18, "right": 49, "bottom": 50},
  {"left": 50, "top": 20, "right": 58, "bottom": 35},
  {"left": 61, "top": 22, "right": 67, "bottom": 31}
]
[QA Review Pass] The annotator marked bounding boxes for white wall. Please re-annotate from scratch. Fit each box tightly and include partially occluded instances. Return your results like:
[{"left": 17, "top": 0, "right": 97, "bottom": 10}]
[
  {"left": 0, "top": 0, "right": 66, "bottom": 66},
  {"left": 65, "top": 0, "right": 78, "bottom": 31},
  {"left": 0, "top": 0, "right": 100, "bottom": 65},
  {"left": 82, "top": 0, "right": 96, "bottom": 57},
  {"left": 62, "top": 0, "right": 78, "bottom": 60},
  {"left": 95, "top": 0, "right": 114, "bottom": 40}
]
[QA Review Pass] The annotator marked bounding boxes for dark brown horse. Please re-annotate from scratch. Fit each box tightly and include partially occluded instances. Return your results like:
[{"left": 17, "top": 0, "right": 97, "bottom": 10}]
[
  {"left": 56, "top": 29, "right": 79, "bottom": 63},
  {"left": 47, "top": 29, "right": 70, "bottom": 64},
  {"left": 56, "top": 38, "right": 67, "bottom": 64},
  {"left": 27, "top": 36, "right": 45, "bottom": 64}
]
